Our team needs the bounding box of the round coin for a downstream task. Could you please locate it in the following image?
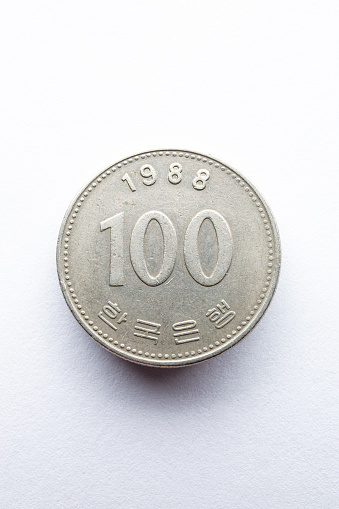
[56,149,281,367]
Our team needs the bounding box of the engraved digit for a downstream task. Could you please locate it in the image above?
[130,211,177,286]
[192,169,210,190]
[122,173,136,192]
[140,164,157,186]
[101,209,232,288]
[168,162,183,184]
[100,212,124,286]
[184,209,232,286]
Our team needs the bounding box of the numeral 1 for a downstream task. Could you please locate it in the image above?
[122,173,136,192]
[100,212,124,286]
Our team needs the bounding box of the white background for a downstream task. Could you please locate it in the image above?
[1,1,338,508]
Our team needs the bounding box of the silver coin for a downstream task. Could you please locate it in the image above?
[56,149,281,367]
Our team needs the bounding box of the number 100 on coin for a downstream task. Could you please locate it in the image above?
[57,150,281,366]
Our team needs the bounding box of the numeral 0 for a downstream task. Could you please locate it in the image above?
[130,211,177,286]
[100,209,232,287]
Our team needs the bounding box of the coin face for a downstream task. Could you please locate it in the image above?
[57,149,281,367]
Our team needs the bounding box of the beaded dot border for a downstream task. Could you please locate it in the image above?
[62,150,277,361]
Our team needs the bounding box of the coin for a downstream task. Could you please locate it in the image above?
[56,149,281,367]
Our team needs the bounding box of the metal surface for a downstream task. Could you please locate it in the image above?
[56,149,281,367]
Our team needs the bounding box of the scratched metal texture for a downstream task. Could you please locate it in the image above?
[56,149,281,366]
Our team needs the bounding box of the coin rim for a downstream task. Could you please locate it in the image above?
[56,149,281,367]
